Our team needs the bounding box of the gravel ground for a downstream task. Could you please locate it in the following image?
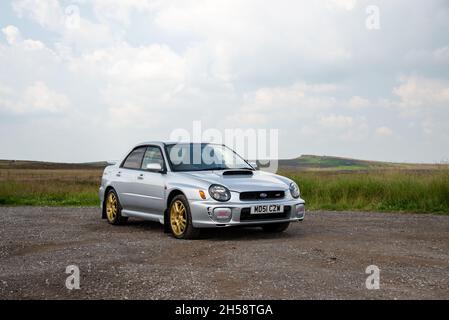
[0,207,448,300]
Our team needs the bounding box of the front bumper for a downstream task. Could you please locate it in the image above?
[189,198,305,228]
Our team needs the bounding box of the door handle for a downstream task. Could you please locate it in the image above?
[116,172,121,177]
[137,174,144,180]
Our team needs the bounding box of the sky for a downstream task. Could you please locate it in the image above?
[0,0,448,163]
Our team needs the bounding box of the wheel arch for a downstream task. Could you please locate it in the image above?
[164,189,186,233]
[102,185,116,219]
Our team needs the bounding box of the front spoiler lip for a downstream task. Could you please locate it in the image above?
[208,216,304,227]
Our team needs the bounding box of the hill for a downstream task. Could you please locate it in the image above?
[0,156,446,171]
[0,160,108,170]
[278,155,395,171]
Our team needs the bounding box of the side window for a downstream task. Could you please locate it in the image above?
[122,147,146,169]
[141,146,165,170]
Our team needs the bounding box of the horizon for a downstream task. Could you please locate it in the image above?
[1,153,448,166]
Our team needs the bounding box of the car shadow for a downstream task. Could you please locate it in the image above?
[199,226,300,241]
[124,219,164,231]
[116,219,303,241]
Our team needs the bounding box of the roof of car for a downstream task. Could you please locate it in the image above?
[135,141,167,148]
[135,141,222,148]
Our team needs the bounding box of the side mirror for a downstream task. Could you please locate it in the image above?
[249,161,258,170]
[146,163,163,172]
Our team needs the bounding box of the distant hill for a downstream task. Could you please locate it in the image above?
[278,155,393,171]
[277,155,445,171]
[0,156,446,171]
[0,160,108,170]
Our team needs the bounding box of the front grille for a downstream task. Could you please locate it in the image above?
[240,191,285,201]
[240,206,291,221]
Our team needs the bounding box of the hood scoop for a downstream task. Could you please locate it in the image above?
[222,169,254,176]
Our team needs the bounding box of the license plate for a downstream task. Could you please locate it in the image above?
[250,204,284,214]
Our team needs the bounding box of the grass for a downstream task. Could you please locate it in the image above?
[0,169,101,206]
[286,169,449,214]
[1,167,449,214]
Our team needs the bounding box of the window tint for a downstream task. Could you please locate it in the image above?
[122,147,146,169]
[141,146,164,170]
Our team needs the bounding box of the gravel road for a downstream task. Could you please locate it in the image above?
[0,207,448,300]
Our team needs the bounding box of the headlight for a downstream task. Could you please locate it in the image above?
[209,184,231,202]
[289,182,300,198]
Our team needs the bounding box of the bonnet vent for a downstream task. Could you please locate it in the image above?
[222,170,254,176]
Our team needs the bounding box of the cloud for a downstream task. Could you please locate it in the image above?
[2,24,46,51]
[12,0,117,50]
[224,81,342,127]
[405,46,449,66]
[70,43,185,84]
[68,42,187,126]
[0,81,69,114]
[393,75,449,109]
[376,126,393,136]
[319,114,354,128]
[87,0,158,24]
[153,0,353,85]
[2,25,21,45]
[347,96,371,109]
[12,0,64,30]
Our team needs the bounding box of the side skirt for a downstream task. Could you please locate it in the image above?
[121,209,164,224]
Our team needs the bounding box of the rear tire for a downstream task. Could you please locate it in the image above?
[105,189,128,225]
[169,195,200,239]
[261,222,290,233]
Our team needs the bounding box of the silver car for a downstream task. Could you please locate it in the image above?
[99,142,305,239]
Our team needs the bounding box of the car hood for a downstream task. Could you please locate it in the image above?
[178,170,289,192]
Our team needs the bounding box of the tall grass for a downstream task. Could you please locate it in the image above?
[1,168,448,214]
[287,170,449,214]
[0,169,101,206]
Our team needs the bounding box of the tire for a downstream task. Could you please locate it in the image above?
[168,195,200,239]
[261,222,290,233]
[104,189,128,225]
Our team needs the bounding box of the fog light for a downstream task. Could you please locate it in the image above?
[295,204,305,218]
[212,208,232,222]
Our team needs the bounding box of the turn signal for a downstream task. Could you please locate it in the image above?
[199,190,206,199]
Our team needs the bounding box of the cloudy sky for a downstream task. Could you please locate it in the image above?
[0,0,448,163]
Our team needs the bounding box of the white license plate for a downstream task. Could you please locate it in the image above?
[250,204,284,214]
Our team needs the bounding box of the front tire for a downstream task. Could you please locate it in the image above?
[261,222,290,233]
[105,189,128,225]
[169,195,200,239]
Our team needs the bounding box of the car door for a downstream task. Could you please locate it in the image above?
[133,146,167,215]
[115,146,147,211]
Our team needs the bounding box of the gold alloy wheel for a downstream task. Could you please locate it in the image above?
[170,200,187,236]
[106,192,118,222]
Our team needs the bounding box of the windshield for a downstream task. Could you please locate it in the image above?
[165,143,253,172]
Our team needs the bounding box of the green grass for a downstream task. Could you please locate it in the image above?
[286,170,449,214]
[0,169,101,207]
[0,181,99,206]
[1,167,449,214]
